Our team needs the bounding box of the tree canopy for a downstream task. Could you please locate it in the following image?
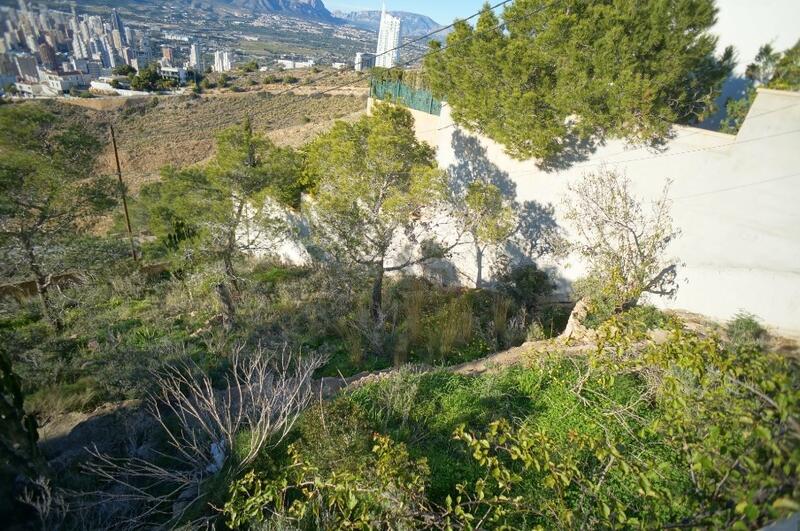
[424,0,734,162]
[0,104,117,327]
[143,119,303,294]
[304,104,452,340]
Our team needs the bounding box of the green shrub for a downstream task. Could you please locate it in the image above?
[332,329,800,528]
[726,311,767,348]
[494,262,553,310]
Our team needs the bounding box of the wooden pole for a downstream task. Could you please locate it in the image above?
[109,124,138,263]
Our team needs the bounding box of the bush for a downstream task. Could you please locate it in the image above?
[494,262,553,310]
[726,311,767,348]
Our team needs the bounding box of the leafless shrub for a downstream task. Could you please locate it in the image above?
[19,476,67,530]
[81,343,326,529]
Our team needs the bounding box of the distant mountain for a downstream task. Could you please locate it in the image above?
[213,0,333,20]
[332,10,446,37]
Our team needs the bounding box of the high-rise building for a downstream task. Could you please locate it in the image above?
[375,3,401,68]
[0,54,16,76]
[213,50,233,72]
[39,41,57,69]
[14,54,38,81]
[121,46,135,66]
[72,35,88,59]
[189,43,202,69]
[111,29,123,53]
[161,45,173,66]
[111,8,126,45]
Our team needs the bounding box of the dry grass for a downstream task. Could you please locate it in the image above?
[52,90,367,192]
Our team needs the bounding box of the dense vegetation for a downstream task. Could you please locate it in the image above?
[424,0,734,163]
[224,316,800,529]
[1,97,797,530]
[0,100,571,528]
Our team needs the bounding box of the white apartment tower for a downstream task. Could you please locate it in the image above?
[189,43,202,69]
[213,50,233,72]
[375,3,401,68]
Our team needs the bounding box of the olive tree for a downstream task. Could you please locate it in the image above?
[564,168,680,314]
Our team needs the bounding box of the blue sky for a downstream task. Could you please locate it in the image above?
[326,0,489,25]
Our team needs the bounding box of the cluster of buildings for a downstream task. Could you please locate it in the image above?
[354,5,401,72]
[0,1,241,97]
[0,1,156,96]
[276,57,315,70]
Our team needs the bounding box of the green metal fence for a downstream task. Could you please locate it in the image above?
[370,78,442,116]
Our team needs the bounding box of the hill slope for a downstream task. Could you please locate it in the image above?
[214,0,333,19]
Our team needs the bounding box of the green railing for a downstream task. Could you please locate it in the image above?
[370,78,442,116]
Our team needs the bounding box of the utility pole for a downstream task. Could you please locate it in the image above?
[109,123,138,263]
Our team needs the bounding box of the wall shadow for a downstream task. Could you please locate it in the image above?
[446,130,571,293]
[535,131,600,172]
[448,129,517,200]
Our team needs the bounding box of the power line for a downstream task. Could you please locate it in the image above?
[263,0,560,120]
[672,171,800,201]
[263,0,517,100]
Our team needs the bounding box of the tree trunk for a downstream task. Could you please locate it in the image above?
[215,283,236,333]
[223,254,239,293]
[475,242,484,289]
[370,263,384,325]
[224,198,246,293]
[34,274,61,331]
[23,239,61,331]
[369,262,385,356]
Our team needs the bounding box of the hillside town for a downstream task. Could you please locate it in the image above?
[0,0,415,98]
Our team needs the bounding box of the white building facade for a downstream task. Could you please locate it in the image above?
[276,58,315,70]
[189,43,202,70]
[370,89,800,336]
[375,5,400,68]
[213,50,233,72]
[355,52,375,72]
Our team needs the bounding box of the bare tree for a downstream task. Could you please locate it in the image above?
[82,344,326,529]
[564,168,681,312]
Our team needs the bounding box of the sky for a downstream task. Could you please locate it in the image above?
[325,0,489,25]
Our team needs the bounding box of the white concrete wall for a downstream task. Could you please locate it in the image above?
[385,89,800,336]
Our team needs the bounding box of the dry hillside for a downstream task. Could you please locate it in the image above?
[56,90,367,192]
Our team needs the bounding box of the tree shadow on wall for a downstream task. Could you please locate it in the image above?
[448,129,517,200]
[535,131,600,172]
[446,130,570,288]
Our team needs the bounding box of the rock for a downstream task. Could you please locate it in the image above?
[560,299,595,342]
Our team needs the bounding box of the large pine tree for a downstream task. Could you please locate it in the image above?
[424,0,734,162]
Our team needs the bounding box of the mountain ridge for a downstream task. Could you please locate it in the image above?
[211,0,334,20]
[332,9,446,37]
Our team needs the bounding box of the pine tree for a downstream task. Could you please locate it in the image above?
[424,0,734,162]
